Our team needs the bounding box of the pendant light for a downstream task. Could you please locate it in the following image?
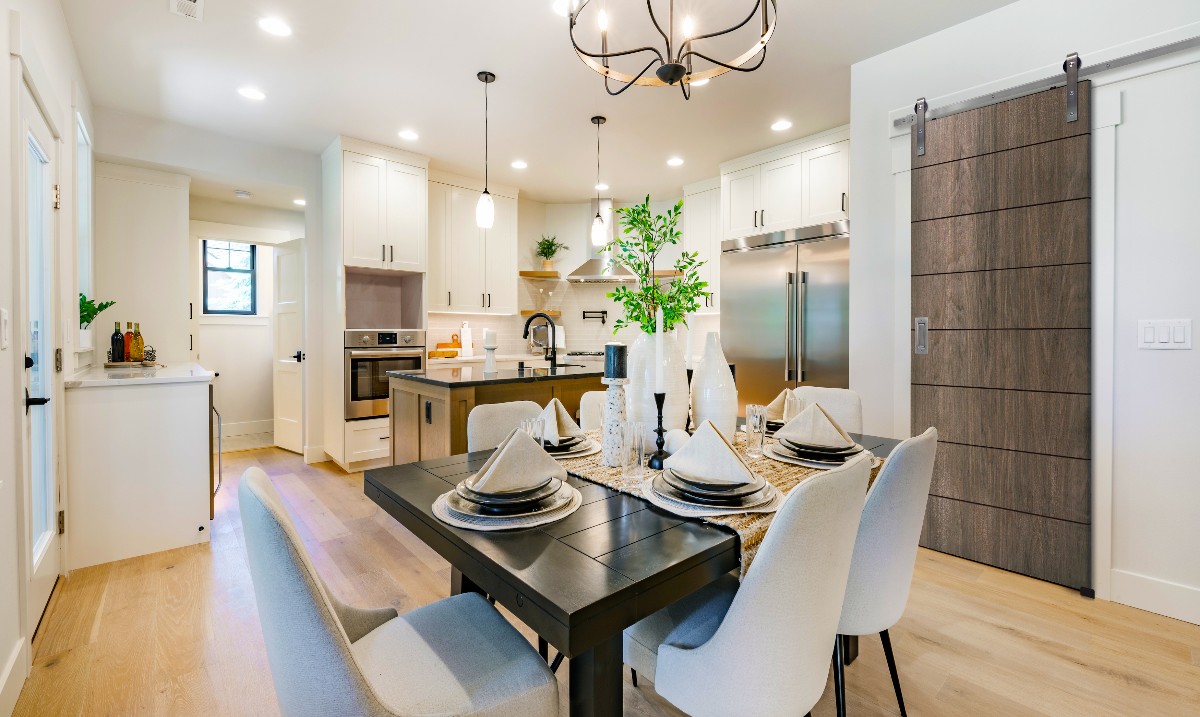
[590,115,607,247]
[476,71,496,229]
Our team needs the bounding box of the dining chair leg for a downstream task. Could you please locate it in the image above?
[880,629,907,717]
[832,634,847,717]
[550,652,565,674]
[630,668,638,688]
[538,637,549,661]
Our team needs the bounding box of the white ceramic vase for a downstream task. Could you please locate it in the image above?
[627,330,689,447]
[691,332,738,439]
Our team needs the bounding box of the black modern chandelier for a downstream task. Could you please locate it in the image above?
[568,0,777,100]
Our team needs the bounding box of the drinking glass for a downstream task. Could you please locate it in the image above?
[520,418,545,448]
[784,391,804,423]
[745,404,768,457]
[622,422,646,481]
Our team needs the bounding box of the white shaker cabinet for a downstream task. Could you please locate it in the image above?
[683,181,722,314]
[722,166,760,240]
[342,150,427,272]
[800,140,849,227]
[760,154,805,233]
[427,177,518,314]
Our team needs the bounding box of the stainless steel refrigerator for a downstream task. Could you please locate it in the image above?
[719,221,850,413]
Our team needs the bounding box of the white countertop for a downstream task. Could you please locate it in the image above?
[65,362,215,389]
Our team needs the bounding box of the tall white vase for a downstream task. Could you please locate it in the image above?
[691,332,738,439]
[627,331,689,447]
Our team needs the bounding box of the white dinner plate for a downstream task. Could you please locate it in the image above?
[548,439,601,460]
[765,443,878,470]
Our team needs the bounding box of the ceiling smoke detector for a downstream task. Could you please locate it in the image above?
[233,189,252,200]
[168,0,204,21]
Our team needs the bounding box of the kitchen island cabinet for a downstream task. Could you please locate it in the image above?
[388,365,604,463]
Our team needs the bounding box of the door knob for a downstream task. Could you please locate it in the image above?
[24,355,33,370]
[292,350,305,362]
[25,388,50,415]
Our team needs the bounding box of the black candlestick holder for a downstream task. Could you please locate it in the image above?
[647,392,668,470]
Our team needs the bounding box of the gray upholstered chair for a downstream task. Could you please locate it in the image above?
[467,401,543,453]
[623,454,871,717]
[793,386,864,434]
[577,390,606,431]
[239,467,559,717]
[833,427,939,717]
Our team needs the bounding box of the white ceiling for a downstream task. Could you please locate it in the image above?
[61,0,1013,203]
[188,174,306,212]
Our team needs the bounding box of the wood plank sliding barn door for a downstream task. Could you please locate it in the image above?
[911,83,1092,590]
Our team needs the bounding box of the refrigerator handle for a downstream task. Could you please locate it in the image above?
[785,272,795,381]
[797,272,808,382]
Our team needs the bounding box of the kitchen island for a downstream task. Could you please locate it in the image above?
[387,364,604,463]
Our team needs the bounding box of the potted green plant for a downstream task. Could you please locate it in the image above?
[535,235,568,271]
[79,293,116,351]
[601,196,709,439]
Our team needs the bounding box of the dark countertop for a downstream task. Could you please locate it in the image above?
[388,364,604,388]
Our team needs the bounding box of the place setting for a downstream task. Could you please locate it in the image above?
[640,421,783,518]
[529,398,601,459]
[761,402,880,470]
[432,427,583,531]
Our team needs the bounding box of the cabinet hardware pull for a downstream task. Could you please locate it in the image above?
[487,293,492,308]
[761,209,766,226]
[448,291,451,305]
[842,192,847,213]
[390,245,394,262]
[382,244,386,263]
[753,210,758,228]
[380,436,389,440]
[482,293,486,308]
[425,400,432,424]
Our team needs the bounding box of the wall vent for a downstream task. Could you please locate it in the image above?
[169,0,204,21]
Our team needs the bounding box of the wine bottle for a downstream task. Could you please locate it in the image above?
[110,322,124,365]
[123,322,134,362]
[131,323,144,362]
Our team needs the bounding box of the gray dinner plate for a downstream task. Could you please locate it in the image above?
[446,485,573,518]
[662,468,767,499]
[463,472,553,498]
[457,477,563,507]
[652,474,768,508]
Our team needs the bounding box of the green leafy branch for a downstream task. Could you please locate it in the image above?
[79,293,116,329]
[535,235,568,260]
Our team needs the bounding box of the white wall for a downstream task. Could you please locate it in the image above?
[849,0,1200,437]
[94,108,326,461]
[848,0,1200,619]
[189,197,305,240]
[2,0,94,710]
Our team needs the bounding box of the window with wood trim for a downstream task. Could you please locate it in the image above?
[203,240,257,315]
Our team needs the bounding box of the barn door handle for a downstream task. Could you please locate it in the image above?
[915,317,929,355]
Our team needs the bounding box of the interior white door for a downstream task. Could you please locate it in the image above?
[760,154,805,232]
[484,195,518,314]
[722,167,760,240]
[448,187,485,311]
[19,82,60,635]
[272,239,305,454]
[385,161,426,271]
[342,151,387,269]
[800,140,850,226]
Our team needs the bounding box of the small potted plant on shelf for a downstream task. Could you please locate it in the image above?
[79,292,116,351]
[535,234,568,271]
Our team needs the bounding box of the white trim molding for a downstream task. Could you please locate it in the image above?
[189,220,290,247]
[0,637,29,717]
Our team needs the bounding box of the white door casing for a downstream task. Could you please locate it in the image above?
[273,239,305,454]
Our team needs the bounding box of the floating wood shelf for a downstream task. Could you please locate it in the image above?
[653,270,682,278]
[520,310,562,317]
[519,270,562,280]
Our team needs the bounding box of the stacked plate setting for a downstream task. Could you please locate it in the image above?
[650,468,776,510]
[540,434,599,459]
[447,471,572,519]
[767,436,866,469]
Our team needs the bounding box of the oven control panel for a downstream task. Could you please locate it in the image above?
[378,332,398,345]
[344,329,426,349]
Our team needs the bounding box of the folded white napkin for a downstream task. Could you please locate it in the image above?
[664,428,691,456]
[469,428,568,495]
[537,398,585,446]
[764,389,797,422]
[663,421,756,486]
[773,403,854,450]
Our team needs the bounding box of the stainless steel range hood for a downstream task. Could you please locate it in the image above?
[566,199,637,283]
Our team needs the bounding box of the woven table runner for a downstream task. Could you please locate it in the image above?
[560,430,880,576]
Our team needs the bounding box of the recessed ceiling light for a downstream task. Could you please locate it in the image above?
[397,129,419,141]
[257,17,292,37]
[293,198,307,206]
[511,160,528,169]
[234,189,252,199]
[595,183,609,191]
[667,157,684,167]
[690,78,710,87]
[238,86,266,101]
[771,119,793,131]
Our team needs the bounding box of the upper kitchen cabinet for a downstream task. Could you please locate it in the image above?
[719,126,849,241]
[683,179,722,314]
[427,172,518,314]
[326,138,429,273]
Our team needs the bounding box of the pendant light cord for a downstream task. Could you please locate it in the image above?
[484,79,489,191]
[595,121,601,203]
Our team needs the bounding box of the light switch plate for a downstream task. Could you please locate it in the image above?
[0,307,8,350]
[1138,319,1191,350]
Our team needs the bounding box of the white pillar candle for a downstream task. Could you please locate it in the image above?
[655,307,664,393]
[483,328,497,347]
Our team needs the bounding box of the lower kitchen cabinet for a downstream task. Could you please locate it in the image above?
[345,417,392,463]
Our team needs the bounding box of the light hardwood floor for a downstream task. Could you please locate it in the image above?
[14,448,1200,716]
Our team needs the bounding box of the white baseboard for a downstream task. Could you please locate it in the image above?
[221,419,273,439]
[303,445,326,464]
[1111,569,1200,625]
[0,637,29,717]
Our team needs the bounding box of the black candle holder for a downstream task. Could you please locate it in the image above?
[647,392,668,470]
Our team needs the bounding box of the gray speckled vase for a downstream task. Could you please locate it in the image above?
[600,378,629,467]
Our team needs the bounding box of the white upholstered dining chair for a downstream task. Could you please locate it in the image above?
[622,454,872,717]
[793,386,864,434]
[239,467,559,717]
[577,390,606,431]
[833,427,939,717]
[466,401,543,452]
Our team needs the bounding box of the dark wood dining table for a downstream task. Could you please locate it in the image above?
[365,433,901,717]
